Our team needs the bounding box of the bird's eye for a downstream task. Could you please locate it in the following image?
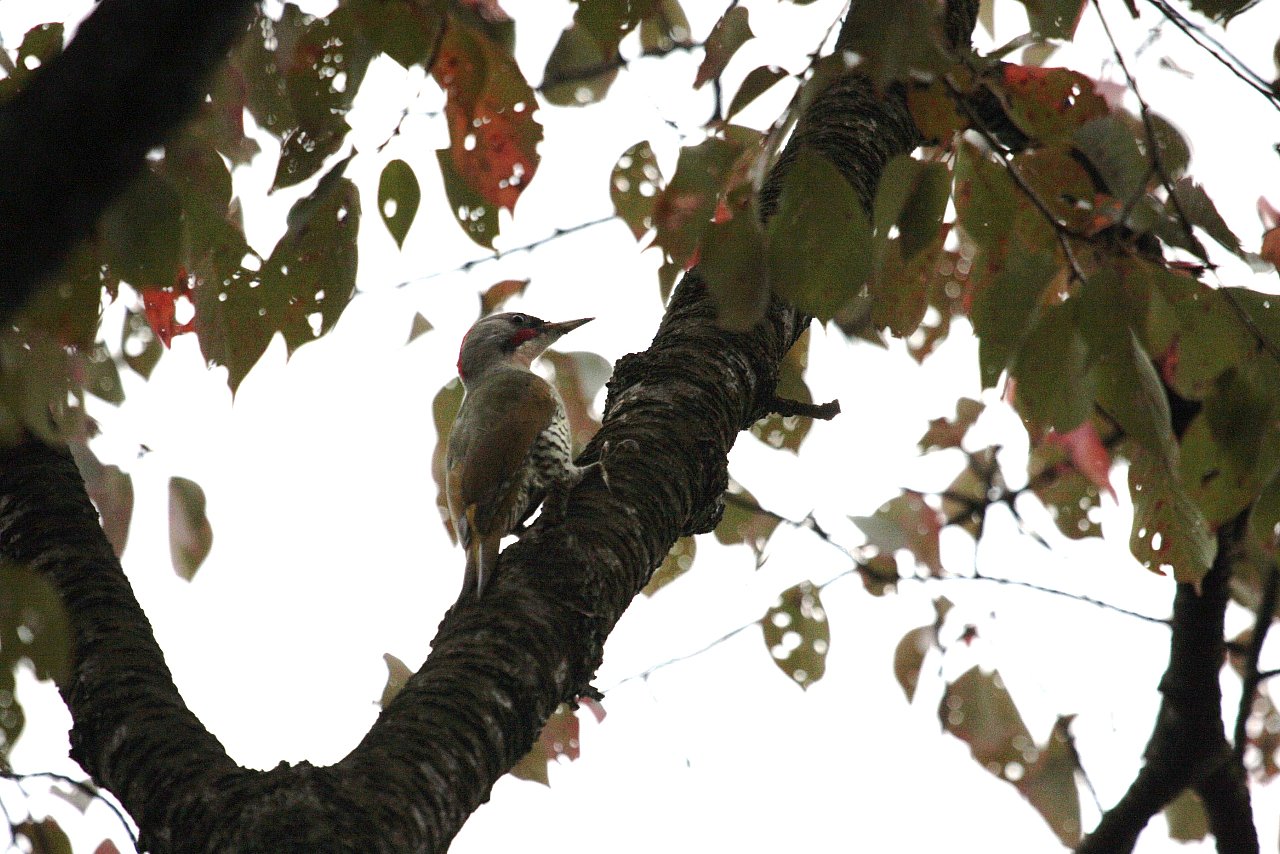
[510,314,526,325]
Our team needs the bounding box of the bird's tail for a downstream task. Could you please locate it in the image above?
[461,507,500,598]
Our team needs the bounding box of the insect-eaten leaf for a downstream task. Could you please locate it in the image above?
[433,13,541,246]
[851,490,944,576]
[751,328,813,452]
[1127,442,1216,584]
[714,480,779,562]
[378,159,421,249]
[510,702,589,785]
[643,536,696,596]
[761,581,829,690]
[611,141,664,240]
[169,476,213,581]
[941,669,1082,846]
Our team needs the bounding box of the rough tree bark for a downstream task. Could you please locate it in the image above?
[0,2,993,852]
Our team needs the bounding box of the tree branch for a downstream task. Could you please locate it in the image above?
[0,0,257,324]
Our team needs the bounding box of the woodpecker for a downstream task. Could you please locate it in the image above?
[445,311,594,598]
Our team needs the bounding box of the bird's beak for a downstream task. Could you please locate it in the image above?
[542,317,593,336]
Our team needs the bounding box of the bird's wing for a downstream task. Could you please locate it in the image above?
[448,371,558,538]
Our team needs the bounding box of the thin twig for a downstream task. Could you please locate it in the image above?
[0,770,138,847]
[1144,0,1280,109]
[393,214,620,288]
[1234,563,1280,762]
[603,621,758,691]
[537,41,703,94]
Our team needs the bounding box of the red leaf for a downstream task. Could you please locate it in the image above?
[140,269,196,347]
[1044,421,1116,500]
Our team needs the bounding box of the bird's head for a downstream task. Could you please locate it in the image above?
[456,312,593,383]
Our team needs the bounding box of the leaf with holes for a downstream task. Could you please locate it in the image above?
[510,703,582,785]
[1128,442,1215,583]
[851,490,944,575]
[919,397,985,452]
[434,11,540,245]
[751,329,812,453]
[766,151,872,320]
[726,65,787,121]
[195,156,359,391]
[714,480,779,560]
[761,581,828,690]
[378,159,420,248]
[695,7,752,89]
[611,141,664,240]
[169,477,213,580]
[643,536,696,596]
[432,378,466,543]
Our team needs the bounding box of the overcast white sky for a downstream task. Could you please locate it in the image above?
[6,0,1280,851]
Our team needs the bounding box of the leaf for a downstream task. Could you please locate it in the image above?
[542,21,616,106]
[1170,177,1244,258]
[1073,114,1147,204]
[894,624,934,702]
[1018,716,1084,846]
[653,137,741,268]
[639,0,692,52]
[726,65,788,120]
[510,703,583,785]
[1128,442,1216,583]
[432,378,466,542]
[195,157,360,392]
[701,209,769,331]
[379,652,414,707]
[919,397,985,452]
[99,171,183,289]
[1164,788,1209,842]
[473,279,527,317]
[121,308,163,378]
[750,328,812,452]
[642,536,696,596]
[940,446,1002,538]
[766,151,872,320]
[0,561,72,686]
[378,159,420,248]
[694,7,752,89]
[406,312,433,344]
[714,480,779,559]
[543,350,612,449]
[0,22,65,102]
[1184,0,1260,23]
[13,818,73,854]
[1151,275,1247,401]
[169,476,213,581]
[760,581,829,690]
[1012,0,1087,38]
[851,490,944,576]
[998,65,1106,143]
[1042,421,1115,499]
[611,141,664,240]
[1010,301,1094,431]
[906,78,965,143]
[433,12,541,245]
[873,156,950,262]
[69,441,134,559]
[839,0,951,88]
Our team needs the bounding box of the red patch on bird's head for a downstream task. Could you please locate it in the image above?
[511,327,539,347]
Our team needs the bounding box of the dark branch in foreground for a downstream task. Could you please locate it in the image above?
[764,395,841,420]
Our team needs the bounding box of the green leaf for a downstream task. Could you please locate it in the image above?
[851,491,944,575]
[195,157,360,391]
[1019,716,1084,846]
[542,21,616,106]
[701,212,769,332]
[694,7,752,89]
[121,308,163,379]
[766,151,872,320]
[0,22,64,102]
[1128,442,1216,584]
[1170,177,1243,258]
[1094,330,1172,454]
[873,156,949,261]
[406,312,433,344]
[653,137,740,267]
[1184,0,1260,23]
[1155,275,1248,401]
[639,0,692,52]
[643,536,696,596]
[1011,302,1094,432]
[714,480,779,560]
[0,561,72,686]
[1164,789,1209,842]
[726,65,788,120]
[973,250,1059,389]
[751,328,813,452]
[1012,0,1086,38]
[998,65,1107,143]
[13,818,73,854]
[378,159,420,248]
[610,141,664,240]
[839,0,951,87]
[1073,115,1147,204]
[169,476,213,580]
[894,624,934,702]
[99,171,183,289]
[1030,443,1104,539]
[760,581,829,690]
